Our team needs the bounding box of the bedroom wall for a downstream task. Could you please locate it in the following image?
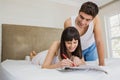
[0,0,79,62]
[99,0,120,58]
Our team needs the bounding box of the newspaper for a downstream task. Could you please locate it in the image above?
[57,65,108,74]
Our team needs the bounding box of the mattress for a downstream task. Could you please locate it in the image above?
[1,58,120,80]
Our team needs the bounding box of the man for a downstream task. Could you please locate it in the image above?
[64,1,105,66]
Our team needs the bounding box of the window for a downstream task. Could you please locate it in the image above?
[106,13,120,58]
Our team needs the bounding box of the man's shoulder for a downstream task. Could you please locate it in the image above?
[93,15,99,23]
[64,17,71,23]
[64,17,72,28]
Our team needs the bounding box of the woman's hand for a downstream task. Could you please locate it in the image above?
[57,59,74,68]
[72,56,85,67]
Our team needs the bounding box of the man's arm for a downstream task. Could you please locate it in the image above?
[93,15,105,66]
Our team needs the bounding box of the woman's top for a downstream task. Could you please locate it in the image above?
[31,50,60,65]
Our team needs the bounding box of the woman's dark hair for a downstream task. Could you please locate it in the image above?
[60,27,82,59]
[79,1,99,18]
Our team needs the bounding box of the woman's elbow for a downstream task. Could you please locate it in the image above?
[41,64,47,69]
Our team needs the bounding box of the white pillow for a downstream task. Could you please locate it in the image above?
[31,50,48,65]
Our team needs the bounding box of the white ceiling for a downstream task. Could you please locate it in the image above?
[70,0,114,7]
[49,0,115,8]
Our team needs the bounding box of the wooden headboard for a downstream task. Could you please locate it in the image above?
[2,24,63,61]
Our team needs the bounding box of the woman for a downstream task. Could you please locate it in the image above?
[31,27,85,69]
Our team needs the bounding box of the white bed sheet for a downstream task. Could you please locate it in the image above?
[0,64,19,80]
[1,59,120,80]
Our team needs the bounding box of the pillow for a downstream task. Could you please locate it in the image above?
[31,50,48,65]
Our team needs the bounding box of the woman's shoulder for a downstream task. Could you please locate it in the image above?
[53,41,60,45]
[49,41,60,54]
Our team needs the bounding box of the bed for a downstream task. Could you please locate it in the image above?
[1,58,120,80]
[1,24,120,80]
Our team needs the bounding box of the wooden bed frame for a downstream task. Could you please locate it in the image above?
[2,24,63,61]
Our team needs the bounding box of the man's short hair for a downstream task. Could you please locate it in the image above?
[79,1,99,18]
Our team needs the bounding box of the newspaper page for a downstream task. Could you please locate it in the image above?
[57,65,108,74]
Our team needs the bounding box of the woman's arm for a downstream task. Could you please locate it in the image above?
[72,56,86,66]
[42,41,75,69]
[93,15,105,66]
[42,41,60,69]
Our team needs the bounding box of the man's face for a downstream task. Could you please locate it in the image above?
[76,12,93,28]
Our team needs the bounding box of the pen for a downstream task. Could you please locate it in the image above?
[62,53,75,66]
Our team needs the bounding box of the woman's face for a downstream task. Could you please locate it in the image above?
[65,38,78,53]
